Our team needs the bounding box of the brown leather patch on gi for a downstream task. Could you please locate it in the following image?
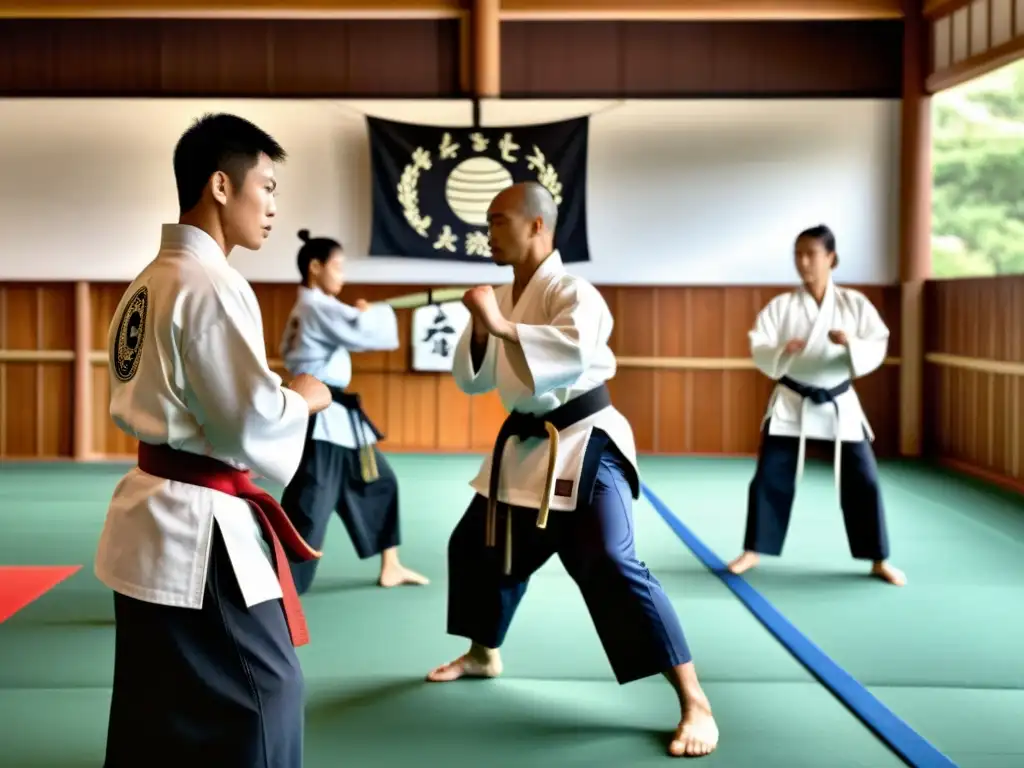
[554,479,574,497]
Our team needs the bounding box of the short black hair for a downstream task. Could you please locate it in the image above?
[296,229,343,283]
[796,224,839,267]
[172,113,286,214]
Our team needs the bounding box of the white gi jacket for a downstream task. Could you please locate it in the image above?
[94,224,310,610]
[453,251,638,512]
[751,278,889,486]
[280,286,398,449]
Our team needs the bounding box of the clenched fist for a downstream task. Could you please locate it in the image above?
[463,285,508,340]
[288,373,331,414]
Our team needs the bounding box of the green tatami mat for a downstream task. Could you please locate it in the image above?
[0,456,902,767]
[638,455,1024,768]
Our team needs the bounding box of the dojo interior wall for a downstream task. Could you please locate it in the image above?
[0,14,907,462]
[0,97,900,286]
[0,95,903,461]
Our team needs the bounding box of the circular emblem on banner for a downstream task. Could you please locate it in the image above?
[398,129,565,259]
[113,286,148,382]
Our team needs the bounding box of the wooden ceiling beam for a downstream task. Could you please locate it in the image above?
[500,0,904,20]
[0,0,467,19]
[0,0,904,20]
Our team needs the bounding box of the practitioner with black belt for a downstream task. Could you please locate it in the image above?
[425,182,719,759]
[726,224,906,587]
[279,230,428,591]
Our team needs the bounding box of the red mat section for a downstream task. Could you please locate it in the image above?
[0,566,82,623]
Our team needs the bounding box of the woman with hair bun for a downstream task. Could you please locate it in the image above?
[278,229,428,591]
[727,225,905,587]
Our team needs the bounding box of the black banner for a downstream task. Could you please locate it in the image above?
[367,115,590,263]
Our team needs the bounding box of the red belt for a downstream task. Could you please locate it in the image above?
[136,442,319,647]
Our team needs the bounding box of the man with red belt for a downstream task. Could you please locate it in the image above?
[94,113,331,768]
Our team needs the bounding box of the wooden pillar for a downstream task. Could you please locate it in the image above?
[472,0,500,97]
[73,280,93,460]
[898,0,932,457]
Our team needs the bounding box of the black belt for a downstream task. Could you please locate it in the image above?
[327,386,384,482]
[779,376,850,405]
[487,384,612,574]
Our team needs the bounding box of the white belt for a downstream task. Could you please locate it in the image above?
[779,377,850,499]
[794,398,843,500]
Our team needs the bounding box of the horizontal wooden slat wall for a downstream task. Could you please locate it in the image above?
[0,282,76,459]
[0,279,901,460]
[924,276,1024,487]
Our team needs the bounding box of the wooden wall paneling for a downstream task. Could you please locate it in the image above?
[924,276,1024,488]
[0,283,75,459]
[3,280,904,460]
[0,18,462,97]
[88,282,133,456]
[500,20,904,98]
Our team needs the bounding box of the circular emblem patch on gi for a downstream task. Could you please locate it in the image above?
[113,286,148,382]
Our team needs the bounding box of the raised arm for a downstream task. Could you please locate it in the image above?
[749,298,792,380]
[183,313,310,487]
[514,278,605,396]
[313,298,400,353]
[846,294,889,378]
[452,318,498,395]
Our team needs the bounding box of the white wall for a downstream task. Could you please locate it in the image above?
[0,97,900,285]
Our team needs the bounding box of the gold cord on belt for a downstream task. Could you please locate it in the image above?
[359,444,379,483]
[486,421,560,575]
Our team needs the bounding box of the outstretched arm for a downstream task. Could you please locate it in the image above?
[314,299,400,353]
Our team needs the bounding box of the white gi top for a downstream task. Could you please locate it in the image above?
[94,224,310,610]
[751,278,889,486]
[279,285,399,449]
[453,250,639,512]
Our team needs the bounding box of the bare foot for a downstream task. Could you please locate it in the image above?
[669,703,719,758]
[870,560,906,586]
[426,647,503,682]
[378,565,430,588]
[664,662,719,758]
[726,551,760,575]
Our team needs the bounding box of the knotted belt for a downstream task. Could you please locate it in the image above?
[779,375,851,495]
[327,386,384,483]
[487,384,611,575]
[136,442,320,647]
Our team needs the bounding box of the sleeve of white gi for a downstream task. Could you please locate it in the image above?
[749,297,792,380]
[846,294,889,378]
[452,318,498,395]
[183,306,310,487]
[313,300,400,352]
[514,277,606,396]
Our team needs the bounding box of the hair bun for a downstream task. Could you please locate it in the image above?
[297,229,311,243]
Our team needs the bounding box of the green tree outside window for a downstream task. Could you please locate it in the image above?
[932,59,1024,278]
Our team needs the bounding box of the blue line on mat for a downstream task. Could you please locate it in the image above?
[640,483,959,768]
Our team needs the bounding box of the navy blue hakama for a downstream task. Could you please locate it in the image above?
[446,433,692,684]
[103,523,304,768]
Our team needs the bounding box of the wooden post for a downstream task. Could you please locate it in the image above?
[73,280,93,460]
[472,0,500,97]
[898,0,932,457]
